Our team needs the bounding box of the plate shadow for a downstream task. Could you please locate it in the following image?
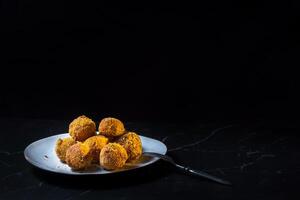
[32,160,172,190]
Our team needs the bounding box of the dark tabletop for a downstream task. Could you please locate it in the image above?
[0,118,299,200]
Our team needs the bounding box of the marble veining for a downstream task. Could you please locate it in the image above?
[0,119,299,200]
[238,132,257,143]
[6,185,38,193]
[271,137,288,144]
[216,168,226,175]
[0,150,23,156]
[79,190,91,196]
[168,124,236,152]
[240,162,255,171]
[246,151,260,156]
[0,159,11,167]
[5,180,44,194]
[65,190,91,200]
[1,171,24,181]
[162,136,169,142]
[39,181,43,187]
[205,166,240,172]
[240,154,276,171]
[256,154,276,160]
[0,150,23,168]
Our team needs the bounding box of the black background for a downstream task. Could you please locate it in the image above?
[1,1,300,122]
[1,2,300,200]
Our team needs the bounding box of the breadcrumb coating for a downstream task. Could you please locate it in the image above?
[69,115,96,141]
[117,132,142,162]
[100,143,128,170]
[84,135,109,163]
[55,137,76,162]
[98,117,125,137]
[65,143,93,170]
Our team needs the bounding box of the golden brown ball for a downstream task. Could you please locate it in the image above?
[55,137,76,162]
[100,143,128,170]
[84,135,109,163]
[65,143,93,170]
[69,115,96,141]
[117,132,142,162]
[98,117,125,137]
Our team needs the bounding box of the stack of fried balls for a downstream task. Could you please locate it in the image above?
[55,116,142,171]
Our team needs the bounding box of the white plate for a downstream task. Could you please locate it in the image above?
[24,133,167,175]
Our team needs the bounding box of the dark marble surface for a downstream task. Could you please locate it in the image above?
[0,118,299,200]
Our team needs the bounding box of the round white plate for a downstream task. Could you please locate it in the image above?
[24,133,167,175]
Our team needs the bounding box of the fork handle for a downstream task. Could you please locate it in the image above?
[143,152,232,186]
[174,164,232,185]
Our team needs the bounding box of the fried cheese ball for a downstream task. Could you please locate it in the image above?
[116,132,142,162]
[55,137,76,162]
[100,143,128,170]
[65,143,93,170]
[69,115,96,141]
[84,135,109,163]
[98,117,125,137]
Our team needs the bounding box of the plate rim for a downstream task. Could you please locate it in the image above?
[24,133,167,175]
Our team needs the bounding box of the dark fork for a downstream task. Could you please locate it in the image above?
[143,152,232,186]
